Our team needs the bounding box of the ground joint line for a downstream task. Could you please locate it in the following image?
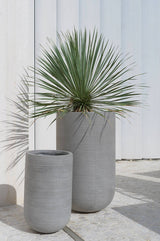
[63,226,85,241]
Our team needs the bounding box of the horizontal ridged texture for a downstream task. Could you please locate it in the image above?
[24,150,73,233]
[57,112,115,212]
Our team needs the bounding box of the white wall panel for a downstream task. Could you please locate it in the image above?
[79,0,100,30]
[57,0,79,32]
[0,0,34,205]
[101,0,122,159]
[141,0,160,158]
[101,0,121,45]
[35,0,57,150]
[121,0,143,159]
[0,0,8,185]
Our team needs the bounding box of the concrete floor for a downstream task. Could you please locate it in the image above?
[0,160,160,241]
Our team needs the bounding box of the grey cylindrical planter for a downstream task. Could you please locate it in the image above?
[57,112,115,213]
[24,150,73,233]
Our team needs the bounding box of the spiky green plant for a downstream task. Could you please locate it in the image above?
[31,29,142,122]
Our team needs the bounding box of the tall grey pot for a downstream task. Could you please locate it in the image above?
[24,150,73,233]
[57,112,115,213]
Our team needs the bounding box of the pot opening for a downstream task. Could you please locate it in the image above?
[28,150,70,156]
[38,151,68,156]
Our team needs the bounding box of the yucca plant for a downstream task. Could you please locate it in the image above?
[31,29,142,122]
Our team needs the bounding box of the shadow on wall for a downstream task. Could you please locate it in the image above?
[0,184,16,206]
[0,74,29,185]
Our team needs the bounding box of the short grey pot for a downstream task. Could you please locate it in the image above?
[57,112,115,213]
[24,150,73,233]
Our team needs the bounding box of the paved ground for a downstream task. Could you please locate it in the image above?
[0,160,160,241]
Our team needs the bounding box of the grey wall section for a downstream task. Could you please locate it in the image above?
[57,112,115,212]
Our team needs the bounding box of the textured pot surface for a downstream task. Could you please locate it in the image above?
[24,150,73,233]
[57,112,115,212]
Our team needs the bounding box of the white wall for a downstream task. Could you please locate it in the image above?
[34,0,160,159]
[0,0,160,204]
[0,0,34,204]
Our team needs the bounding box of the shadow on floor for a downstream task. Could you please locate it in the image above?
[116,175,160,203]
[0,204,37,234]
[116,174,160,234]
[113,202,160,234]
[0,204,71,238]
[0,185,34,233]
[136,170,160,179]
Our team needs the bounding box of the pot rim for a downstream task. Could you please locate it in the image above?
[26,150,72,157]
[58,111,114,114]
